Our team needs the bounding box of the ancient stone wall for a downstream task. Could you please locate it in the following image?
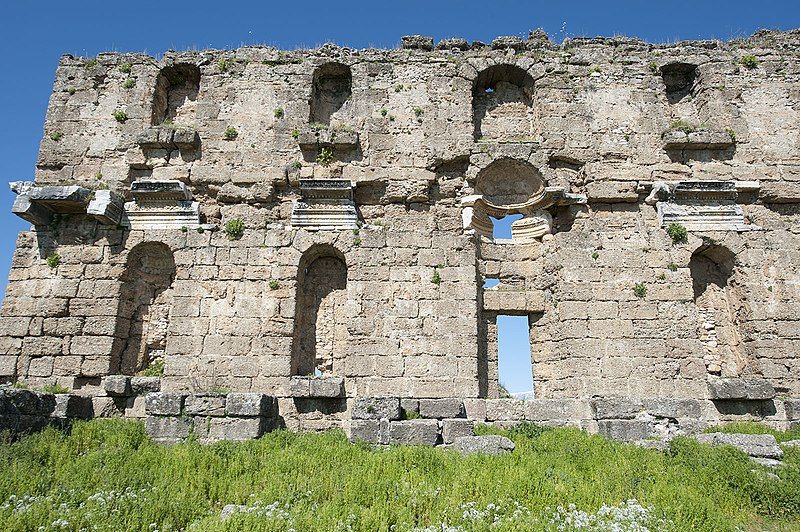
[2,30,800,415]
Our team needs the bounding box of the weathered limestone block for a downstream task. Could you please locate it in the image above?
[401,35,433,50]
[491,36,526,51]
[708,378,776,400]
[1,389,56,416]
[351,397,401,420]
[388,419,439,446]
[485,400,525,421]
[418,398,464,419]
[452,435,515,455]
[184,395,226,416]
[296,128,359,150]
[144,392,186,416]
[145,415,192,444]
[87,190,125,225]
[643,398,702,419]
[694,433,783,460]
[225,393,276,417]
[442,419,474,444]
[103,375,131,397]
[785,400,800,421]
[436,38,469,51]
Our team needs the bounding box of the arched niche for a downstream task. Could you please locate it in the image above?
[689,244,747,377]
[151,63,201,125]
[291,245,348,376]
[472,64,535,141]
[464,158,552,242]
[117,242,176,375]
[309,62,352,125]
[660,62,697,105]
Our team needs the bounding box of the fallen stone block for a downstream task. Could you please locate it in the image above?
[144,392,185,416]
[53,394,93,419]
[597,419,652,442]
[220,504,247,521]
[452,435,515,455]
[441,419,474,444]
[633,439,670,452]
[388,419,439,446]
[145,415,192,444]
[184,395,226,417]
[694,433,783,460]
[591,398,643,420]
[418,398,464,419]
[351,397,401,420]
[103,375,131,397]
[348,419,389,445]
[130,376,161,394]
[225,393,275,417]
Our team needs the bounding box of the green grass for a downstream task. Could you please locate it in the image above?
[0,420,798,531]
[705,420,800,444]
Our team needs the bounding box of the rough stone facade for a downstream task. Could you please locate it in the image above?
[2,29,800,434]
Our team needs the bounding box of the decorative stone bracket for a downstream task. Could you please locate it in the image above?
[645,180,760,232]
[290,179,358,230]
[461,186,586,241]
[123,180,201,230]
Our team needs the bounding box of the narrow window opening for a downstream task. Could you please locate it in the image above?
[497,315,534,397]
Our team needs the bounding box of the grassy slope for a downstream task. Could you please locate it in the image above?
[0,420,797,531]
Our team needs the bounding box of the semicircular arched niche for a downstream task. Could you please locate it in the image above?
[472,64,535,141]
[116,241,176,375]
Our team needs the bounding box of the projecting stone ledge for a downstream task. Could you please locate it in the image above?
[10,181,92,225]
[662,129,736,150]
[707,377,776,400]
[288,376,345,398]
[137,126,199,151]
[296,127,359,150]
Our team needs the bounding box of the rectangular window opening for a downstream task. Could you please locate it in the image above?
[497,314,534,398]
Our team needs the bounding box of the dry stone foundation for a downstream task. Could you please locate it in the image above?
[2,29,800,442]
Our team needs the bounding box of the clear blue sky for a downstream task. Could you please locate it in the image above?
[1,1,798,393]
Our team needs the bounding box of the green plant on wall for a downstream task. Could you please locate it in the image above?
[224,126,239,140]
[740,55,759,69]
[49,131,63,142]
[224,219,245,240]
[633,283,647,299]
[113,110,128,123]
[274,107,284,119]
[666,223,688,244]
[46,253,61,269]
[317,147,335,167]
